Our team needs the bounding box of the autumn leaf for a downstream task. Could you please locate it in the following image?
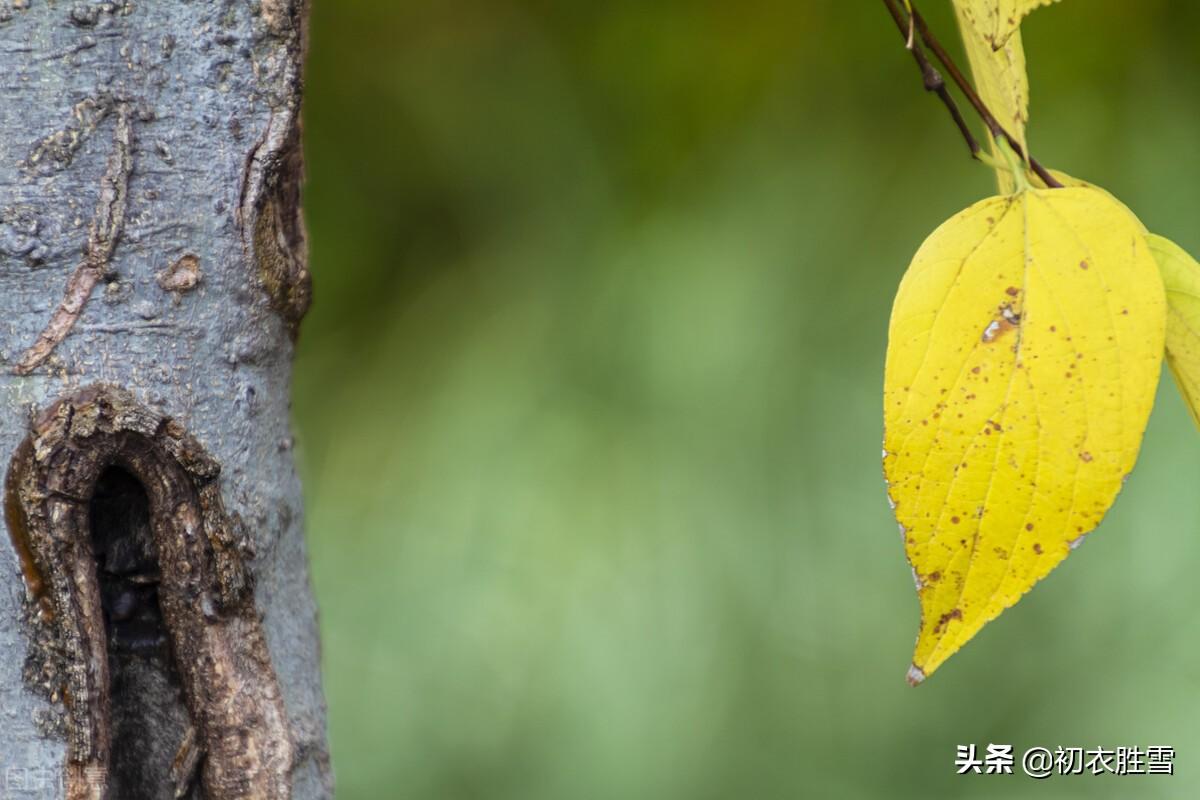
[952,4,1024,192]
[883,186,1166,684]
[1147,234,1200,430]
[956,0,1063,51]
[951,1,1061,193]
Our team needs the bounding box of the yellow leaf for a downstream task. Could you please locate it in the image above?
[956,0,1063,51]
[884,187,1165,684]
[953,2,1062,193]
[952,3,1031,194]
[1147,234,1200,430]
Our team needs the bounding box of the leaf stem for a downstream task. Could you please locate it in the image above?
[997,137,1031,192]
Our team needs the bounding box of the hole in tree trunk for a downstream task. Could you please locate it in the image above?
[90,466,197,799]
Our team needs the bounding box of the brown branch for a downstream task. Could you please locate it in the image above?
[13,102,134,375]
[907,2,1062,188]
[881,0,981,160]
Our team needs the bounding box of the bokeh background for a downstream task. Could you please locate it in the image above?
[294,2,1200,797]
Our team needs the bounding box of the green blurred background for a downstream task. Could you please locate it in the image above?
[293,2,1200,797]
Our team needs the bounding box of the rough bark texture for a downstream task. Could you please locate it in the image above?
[0,2,330,798]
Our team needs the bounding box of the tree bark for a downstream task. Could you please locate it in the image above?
[0,2,330,798]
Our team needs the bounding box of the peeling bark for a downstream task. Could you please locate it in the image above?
[0,2,330,798]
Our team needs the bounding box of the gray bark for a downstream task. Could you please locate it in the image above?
[0,1,330,798]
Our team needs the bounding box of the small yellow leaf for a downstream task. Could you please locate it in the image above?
[952,3,1032,193]
[884,187,1165,684]
[957,1,1063,51]
[1147,234,1200,430]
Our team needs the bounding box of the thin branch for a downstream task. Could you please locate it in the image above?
[881,0,981,160]
[907,1,1062,188]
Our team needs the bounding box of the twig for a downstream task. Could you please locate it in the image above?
[906,1,1062,188]
[882,0,981,160]
[14,103,134,375]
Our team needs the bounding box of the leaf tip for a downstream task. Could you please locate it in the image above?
[905,664,926,687]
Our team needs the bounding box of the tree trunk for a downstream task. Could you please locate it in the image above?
[0,2,331,798]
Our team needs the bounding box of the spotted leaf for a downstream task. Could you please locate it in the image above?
[956,0,1063,50]
[952,1,1031,193]
[884,186,1166,684]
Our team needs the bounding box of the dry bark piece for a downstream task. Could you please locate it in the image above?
[157,254,202,294]
[6,385,293,800]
